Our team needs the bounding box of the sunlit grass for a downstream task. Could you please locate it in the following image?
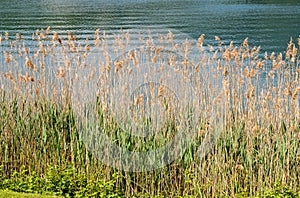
[0,190,61,198]
[0,28,299,197]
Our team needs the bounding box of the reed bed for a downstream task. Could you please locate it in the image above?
[0,28,299,197]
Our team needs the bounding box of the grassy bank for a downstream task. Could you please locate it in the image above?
[0,190,62,198]
[0,28,299,197]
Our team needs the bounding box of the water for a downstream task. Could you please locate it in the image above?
[0,0,299,54]
[0,0,299,165]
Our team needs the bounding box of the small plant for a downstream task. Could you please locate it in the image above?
[0,165,122,197]
[261,184,299,198]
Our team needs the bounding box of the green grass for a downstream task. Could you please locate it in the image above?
[0,190,61,198]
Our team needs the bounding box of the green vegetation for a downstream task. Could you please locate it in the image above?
[0,28,299,197]
[0,190,61,198]
[0,165,121,197]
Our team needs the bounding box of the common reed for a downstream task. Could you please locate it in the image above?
[0,28,299,197]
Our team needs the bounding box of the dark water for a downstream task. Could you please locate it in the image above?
[0,0,299,53]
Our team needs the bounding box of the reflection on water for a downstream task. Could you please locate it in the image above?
[0,0,299,54]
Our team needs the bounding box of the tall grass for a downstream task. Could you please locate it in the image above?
[0,28,299,197]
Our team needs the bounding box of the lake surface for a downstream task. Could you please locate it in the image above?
[0,0,299,54]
